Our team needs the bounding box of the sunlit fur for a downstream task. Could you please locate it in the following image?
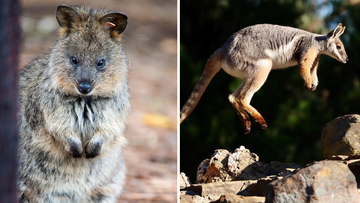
[180,23,348,134]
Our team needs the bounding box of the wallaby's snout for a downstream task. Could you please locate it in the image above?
[337,49,348,64]
[78,80,92,95]
[337,43,348,64]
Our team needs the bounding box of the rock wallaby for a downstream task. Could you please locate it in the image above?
[19,5,130,202]
[180,23,348,134]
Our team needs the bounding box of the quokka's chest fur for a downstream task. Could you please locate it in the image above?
[59,96,116,143]
[19,66,129,201]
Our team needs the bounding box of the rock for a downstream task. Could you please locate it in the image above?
[239,161,301,180]
[321,114,360,158]
[228,146,259,177]
[180,190,222,203]
[197,159,210,183]
[196,146,301,184]
[327,155,359,160]
[241,175,281,196]
[186,180,257,196]
[265,160,360,203]
[211,194,265,203]
[181,172,192,189]
[348,160,360,188]
[326,155,360,188]
[180,193,265,203]
[180,193,207,203]
[197,149,231,183]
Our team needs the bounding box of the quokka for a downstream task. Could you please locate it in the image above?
[18,5,130,202]
[180,23,348,134]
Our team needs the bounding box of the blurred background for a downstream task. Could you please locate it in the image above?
[18,0,176,202]
[180,0,360,183]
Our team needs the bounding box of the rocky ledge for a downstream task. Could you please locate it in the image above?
[180,114,360,203]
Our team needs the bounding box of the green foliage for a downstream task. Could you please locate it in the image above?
[180,0,360,182]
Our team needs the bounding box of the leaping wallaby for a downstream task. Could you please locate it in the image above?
[180,23,348,134]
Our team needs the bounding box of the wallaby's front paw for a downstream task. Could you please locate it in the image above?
[310,84,317,91]
[66,138,83,158]
[85,136,104,158]
[304,83,314,91]
[310,81,318,91]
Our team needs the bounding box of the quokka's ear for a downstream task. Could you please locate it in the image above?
[327,23,345,39]
[56,5,81,32]
[99,12,128,38]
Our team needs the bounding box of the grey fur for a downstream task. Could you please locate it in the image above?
[221,24,347,72]
[18,5,130,202]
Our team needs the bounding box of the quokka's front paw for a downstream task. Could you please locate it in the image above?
[85,136,104,158]
[66,138,83,158]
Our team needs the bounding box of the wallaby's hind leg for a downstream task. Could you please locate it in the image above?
[229,59,272,134]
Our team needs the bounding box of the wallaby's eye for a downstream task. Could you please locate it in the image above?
[70,56,78,66]
[96,59,106,69]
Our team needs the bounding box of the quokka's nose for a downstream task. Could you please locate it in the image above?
[78,80,92,94]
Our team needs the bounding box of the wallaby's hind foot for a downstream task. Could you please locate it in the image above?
[258,118,268,129]
[238,99,268,132]
[248,107,267,129]
[229,96,251,134]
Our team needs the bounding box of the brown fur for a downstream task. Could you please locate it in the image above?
[18,5,130,202]
[300,46,318,90]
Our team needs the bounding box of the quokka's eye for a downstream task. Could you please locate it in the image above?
[96,59,106,69]
[70,56,78,66]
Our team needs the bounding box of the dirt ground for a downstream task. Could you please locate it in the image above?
[20,0,177,202]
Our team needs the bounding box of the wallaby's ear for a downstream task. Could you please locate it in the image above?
[99,12,128,39]
[327,23,345,39]
[338,26,346,37]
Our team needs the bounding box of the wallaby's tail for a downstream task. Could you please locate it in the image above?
[180,51,222,124]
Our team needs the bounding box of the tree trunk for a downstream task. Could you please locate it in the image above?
[0,0,21,201]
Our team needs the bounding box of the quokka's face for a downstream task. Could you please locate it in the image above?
[51,34,128,97]
[49,5,128,97]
